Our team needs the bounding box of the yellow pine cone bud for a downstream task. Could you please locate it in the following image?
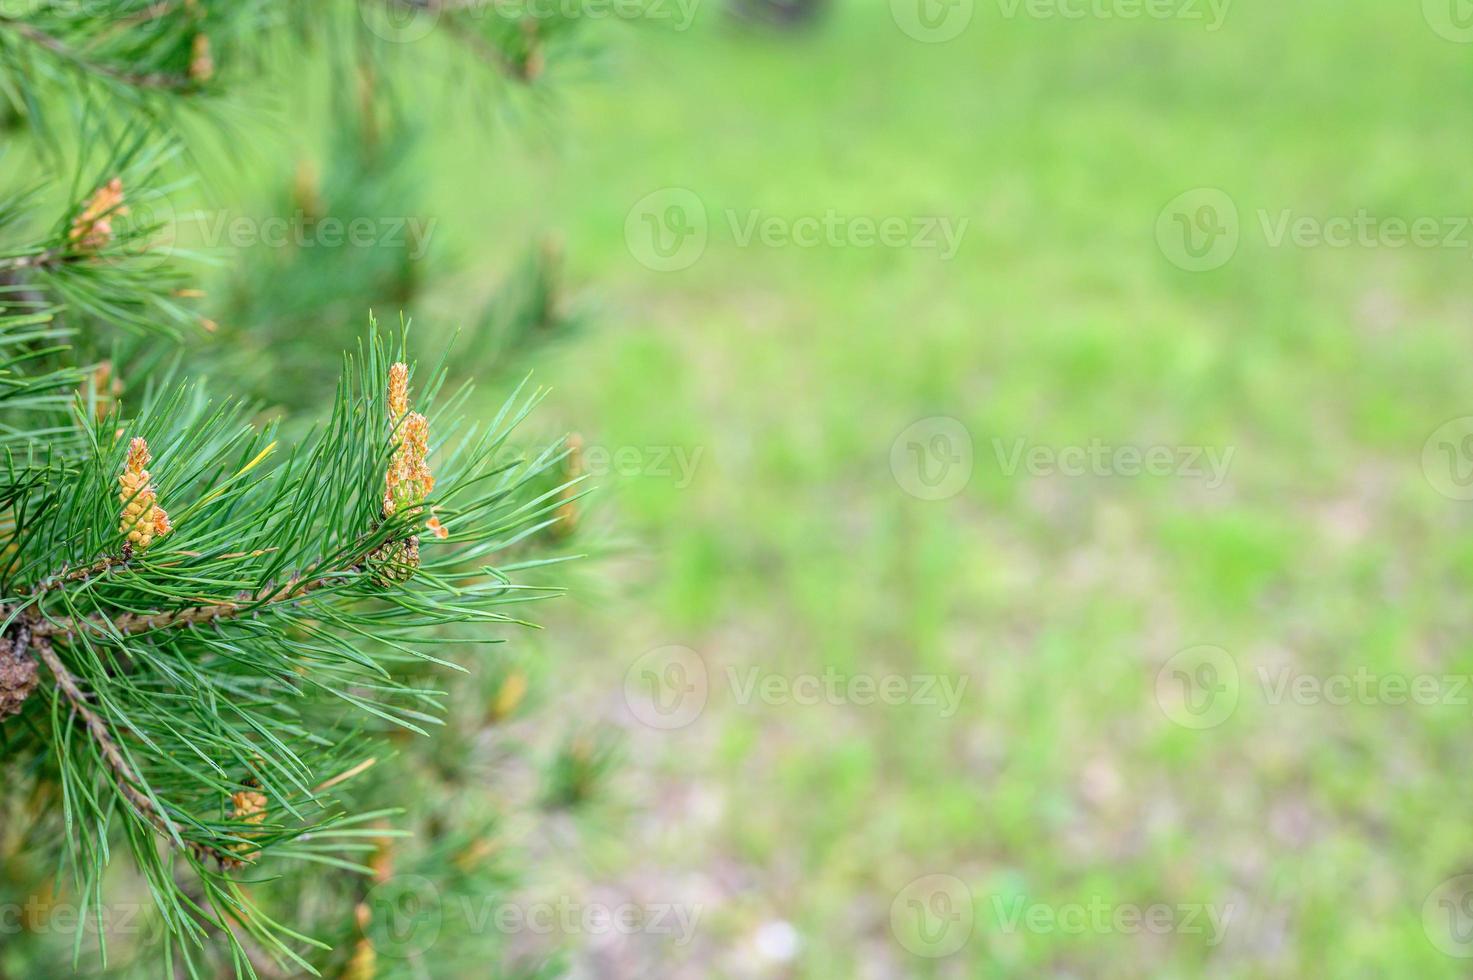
[118,437,171,551]
[70,178,127,251]
[345,904,378,980]
[189,33,213,82]
[232,789,267,826]
[384,411,433,517]
[229,785,267,861]
[375,365,438,586]
[387,362,409,423]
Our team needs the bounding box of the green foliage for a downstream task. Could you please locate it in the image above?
[0,1,607,976]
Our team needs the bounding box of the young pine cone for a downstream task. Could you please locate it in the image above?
[368,535,420,587]
[70,178,127,251]
[0,635,37,720]
[118,437,171,551]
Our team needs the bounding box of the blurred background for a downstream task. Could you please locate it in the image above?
[11,0,1473,976]
[449,3,1473,976]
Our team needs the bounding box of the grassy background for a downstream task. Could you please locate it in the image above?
[428,2,1473,976]
[197,1,1473,975]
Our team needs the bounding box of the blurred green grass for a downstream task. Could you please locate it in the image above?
[383,2,1473,975]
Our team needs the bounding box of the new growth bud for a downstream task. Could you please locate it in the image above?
[118,437,171,551]
[70,179,127,251]
[372,363,443,584]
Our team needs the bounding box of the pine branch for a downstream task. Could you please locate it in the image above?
[26,627,238,866]
[24,552,131,596]
[28,555,365,639]
[0,249,65,273]
[0,14,197,92]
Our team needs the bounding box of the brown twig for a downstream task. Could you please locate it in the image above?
[0,15,197,91]
[29,565,358,639]
[26,552,130,597]
[27,629,235,864]
[372,0,535,81]
[0,249,65,273]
